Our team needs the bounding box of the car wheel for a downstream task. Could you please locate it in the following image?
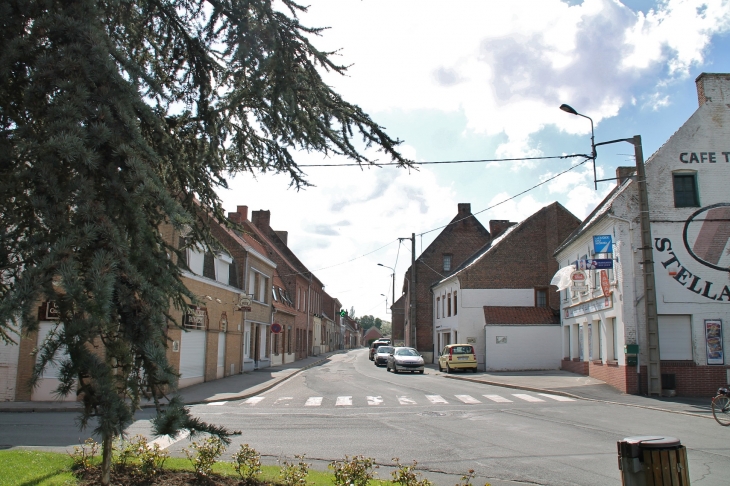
[419,370,424,374]
[386,364,390,371]
[437,363,442,372]
[446,364,452,374]
[393,365,399,374]
[472,367,478,373]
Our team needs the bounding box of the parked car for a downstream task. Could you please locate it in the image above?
[368,339,392,360]
[438,344,477,373]
[373,346,394,366]
[386,347,424,374]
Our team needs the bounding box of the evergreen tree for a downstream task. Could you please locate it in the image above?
[0,1,408,484]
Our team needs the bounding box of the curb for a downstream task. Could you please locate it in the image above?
[0,351,343,413]
[442,374,713,420]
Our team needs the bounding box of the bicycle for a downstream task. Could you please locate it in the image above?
[711,387,730,426]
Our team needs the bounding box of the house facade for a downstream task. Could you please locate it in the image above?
[556,73,730,396]
[432,203,580,370]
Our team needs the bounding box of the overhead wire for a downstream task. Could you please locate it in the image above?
[296,153,589,167]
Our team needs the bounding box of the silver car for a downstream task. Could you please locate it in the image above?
[374,346,394,366]
[386,347,425,374]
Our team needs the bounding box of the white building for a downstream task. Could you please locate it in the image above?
[556,73,730,396]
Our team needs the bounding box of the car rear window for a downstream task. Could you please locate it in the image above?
[451,346,474,355]
[377,346,394,354]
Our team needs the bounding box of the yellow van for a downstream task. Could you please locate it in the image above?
[438,344,477,373]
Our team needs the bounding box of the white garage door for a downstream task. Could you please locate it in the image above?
[658,315,692,360]
[0,337,19,401]
[180,330,206,386]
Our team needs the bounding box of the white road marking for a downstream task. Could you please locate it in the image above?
[455,394,481,404]
[243,396,265,406]
[206,401,227,406]
[483,395,512,403]
[150,430,190,450]
[397,396,417,405]
[305,397,323,407]
[426,395,448,404]
[274,397,293,405]
[538,393,575,402]
[513,394,545,402]
[335,396,352,406]
[367,396,383,406]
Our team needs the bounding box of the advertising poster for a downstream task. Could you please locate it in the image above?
[705,319,724,365]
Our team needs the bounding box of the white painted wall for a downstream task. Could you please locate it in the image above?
[0,335,19,401]
[462,289,534,307]
[484,325,562,371]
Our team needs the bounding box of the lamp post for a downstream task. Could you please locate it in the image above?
[377,263,395,315]
[560,104,661,396]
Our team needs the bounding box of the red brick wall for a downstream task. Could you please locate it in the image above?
[561,358,588,376]
[659,361,730,397]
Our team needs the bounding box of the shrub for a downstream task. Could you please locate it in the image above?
[184,436,226,477]
[280,454,310,486]
[115,434,169,478]
[69,438,99,473]
[391,458,433,486]
[232,443,262,482]
[329,455,378,486]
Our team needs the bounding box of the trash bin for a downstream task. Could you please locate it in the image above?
[617,436,689,486]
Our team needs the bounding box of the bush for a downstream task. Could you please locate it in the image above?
[280,454,310,486]
[329,455,378,486]
[391,458,433,486]
[115,434,169,478]
[184,436,226,477]
[232,443,263,482]
[69,438,98,474]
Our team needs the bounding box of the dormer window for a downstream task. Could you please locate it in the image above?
[443,254,452,272]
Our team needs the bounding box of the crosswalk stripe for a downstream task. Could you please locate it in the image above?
[538,393,575,402]
[335,396,352,406]
[483,394,512,403]
[274,397,293,405]
[206,401,228,406]
[513,394,545,402]
[397,396,417,405]
[455,394,481,404]
[426,395,448,404]
[243,396,265,406]
[367,396,383,406]
[304,397,323,407]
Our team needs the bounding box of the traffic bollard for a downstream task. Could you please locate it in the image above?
[617,436,689,486]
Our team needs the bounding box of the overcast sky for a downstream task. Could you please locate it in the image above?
[219,0,730,323]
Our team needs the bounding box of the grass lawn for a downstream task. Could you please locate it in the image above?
[0,450,77,485]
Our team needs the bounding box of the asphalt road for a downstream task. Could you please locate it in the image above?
[2,349,730,485]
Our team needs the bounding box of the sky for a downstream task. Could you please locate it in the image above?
[219,0,730,323]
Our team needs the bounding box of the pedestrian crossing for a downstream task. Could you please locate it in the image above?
[227,392,576,408]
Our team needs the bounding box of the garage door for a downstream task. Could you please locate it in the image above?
[32,322,76,401]
[180,330,206,387]
[0,338,19,401]
[658,315,692,360]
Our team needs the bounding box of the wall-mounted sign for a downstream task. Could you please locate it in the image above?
[578,259,613,270]
[466,337,476,344]
[183,305,207,330]
[571,270,588,291]
[220,312,228,332]
[271,323,283,334]
[705,319,724,365]
[593,235,613,254]
[172,340,180,352]
[564,295,613,318]
[600,270,611,298]
[496,336,507,344]
[44,301,60,320]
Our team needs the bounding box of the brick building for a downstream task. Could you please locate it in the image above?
[390,294,407,346]
[402,203,492,362]
[556,73,730,396]
[432,203,580,370]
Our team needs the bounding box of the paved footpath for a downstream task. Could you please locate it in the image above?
[0,349,717,421]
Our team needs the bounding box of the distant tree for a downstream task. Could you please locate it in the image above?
[380,321,392,336]
[349,306,356,318]
[0,1,408,484]
[374,317,383,329]
[357,315,375,330]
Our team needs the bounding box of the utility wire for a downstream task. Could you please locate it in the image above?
[296,153,589,167]
[277,239,398,277]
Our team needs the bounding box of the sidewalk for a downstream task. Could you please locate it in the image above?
[434,366,715,420]
[0,350,344,413]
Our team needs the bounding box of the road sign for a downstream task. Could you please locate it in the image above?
[593,235,613,253]
[271,323,282,334]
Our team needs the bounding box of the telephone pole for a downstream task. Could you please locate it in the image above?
[398,234,416,348]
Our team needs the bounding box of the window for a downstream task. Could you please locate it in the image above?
[447,293,451,317]
[673,173,699,207]
[436,297,440,318]
[536,289,547,307]
[454,292,457,315]
[443,254,452,272]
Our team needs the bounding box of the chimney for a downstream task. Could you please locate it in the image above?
[489,220,516,239]
[228,211,241,224]
[695,73,730,107]
[251,210,271,229]
[275,231,288,246]
[236,205,249,221]
[616,167,636,186]
[457,203,471,216]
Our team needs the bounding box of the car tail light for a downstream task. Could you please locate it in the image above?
[449,347,453,361]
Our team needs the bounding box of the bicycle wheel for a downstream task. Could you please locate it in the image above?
[711,395,730,426]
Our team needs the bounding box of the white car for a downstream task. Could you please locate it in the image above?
[386,347,425,374]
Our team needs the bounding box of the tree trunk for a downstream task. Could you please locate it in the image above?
[101,433,113,485]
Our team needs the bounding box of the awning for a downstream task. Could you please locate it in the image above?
[550,265,576,291]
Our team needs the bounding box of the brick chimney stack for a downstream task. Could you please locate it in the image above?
[489,220,516,239]
[228,205,248,224]
[457,203,471,216]
[251,210,271,229]
[616,167,636,186]
[695,73,730,106]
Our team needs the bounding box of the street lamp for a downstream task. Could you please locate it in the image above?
[559,103,661,396]
[377,264,395,316]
